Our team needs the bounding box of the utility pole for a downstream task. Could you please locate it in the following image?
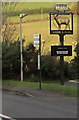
[20,13,28,81]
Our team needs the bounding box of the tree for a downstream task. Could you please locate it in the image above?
[2,2,18,43]
[73,42,79,78]
[23,43,38,78]
[41,55,60,80]
[2,40,20,79]
[2,3,19,79]
[2,41,38,80]
[68,42,79,79]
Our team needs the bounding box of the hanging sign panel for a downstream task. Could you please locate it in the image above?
[49,12,73,35]
[51,45,72,56]
[55,4,68,11]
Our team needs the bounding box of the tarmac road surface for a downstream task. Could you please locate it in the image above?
[2,91,77,119]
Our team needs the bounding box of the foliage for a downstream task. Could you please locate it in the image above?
[41,55,69,81]
[23,43,38,78]
[2,40,79,81]
[2,24,18,42]
[68,42,79,79]
[67,61,78,79]
[74,42,79,55]
[78,1,79,15]
[2,3,18,42]
[73,42,79,78]
[41,55,59,80]
[2,39,38,80]
[2,40,20,79]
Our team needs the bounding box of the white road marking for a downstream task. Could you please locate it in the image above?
[69,80,79,84]
[0,114,16,120]
[26,92,34,97]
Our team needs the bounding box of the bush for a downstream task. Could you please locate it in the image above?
[2,40,38,80]
[2,39,79,81]
[67,61,78,79]
[41,55,59,80]
[41,55,70,81]
[68,42,79,79]
[2,40,20,79]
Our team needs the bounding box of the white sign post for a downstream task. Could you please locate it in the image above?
[34,34,41,89]
[34,34,41,70]
[38,54,40,70]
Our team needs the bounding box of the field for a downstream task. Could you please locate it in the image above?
[3,2,78,61]
[3,2,56,16]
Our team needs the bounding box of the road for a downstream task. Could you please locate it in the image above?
[2,91,77,119]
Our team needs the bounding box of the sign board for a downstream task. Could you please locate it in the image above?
[51,45,72,56]
[34,34,41,47]
[49,12,73,35]
[50,30,73,35]
[55,4,68,11]
[34,41,39,47]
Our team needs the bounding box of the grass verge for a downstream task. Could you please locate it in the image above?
[3,80,77,97]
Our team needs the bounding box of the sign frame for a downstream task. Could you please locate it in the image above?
[51,45,72,56]
[49,12,73,35]
[55,4,68,11]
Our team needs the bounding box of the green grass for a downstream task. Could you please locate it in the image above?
[2,2,70,17]
[3,80,78,97]
[7,14,48,23]
[3,2,54,10]
[2,2,56,16]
